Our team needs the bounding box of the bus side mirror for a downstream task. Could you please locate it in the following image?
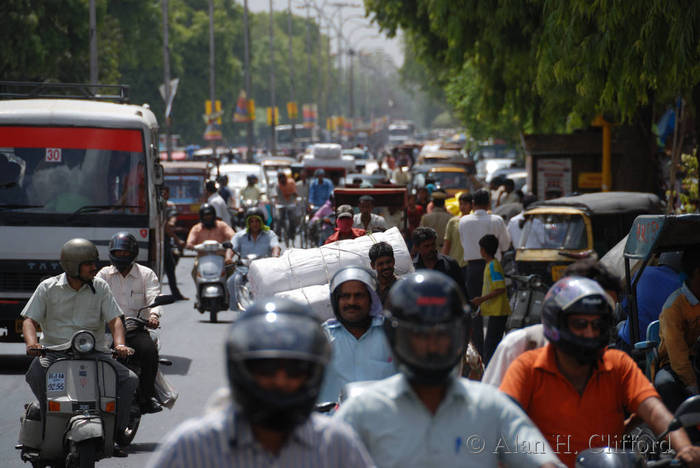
[153,163,164,185]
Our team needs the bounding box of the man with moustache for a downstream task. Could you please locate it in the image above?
[413,227,466,298]
[318,266,396,403]
[369,241,398,306]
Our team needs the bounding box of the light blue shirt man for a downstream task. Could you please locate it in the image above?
[148,404,375,468]
[308,177,334,208]
[318,267,397,403]
[335,374,562,468]
[227,227,279,310]
[230,228,279,258]
[318,316,396,402]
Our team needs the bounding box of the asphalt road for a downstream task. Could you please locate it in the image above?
[0,256,233,467]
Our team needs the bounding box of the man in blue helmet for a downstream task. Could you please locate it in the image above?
[317,266,396,403]
[335,270,562,468]
[147,297,374,468]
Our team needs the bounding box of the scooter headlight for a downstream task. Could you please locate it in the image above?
[72,331,95,354]
[203,285,223,298]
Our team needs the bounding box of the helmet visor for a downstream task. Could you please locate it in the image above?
[392,319,465,371]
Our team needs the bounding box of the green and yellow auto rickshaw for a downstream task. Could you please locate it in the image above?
[507,192,663,330]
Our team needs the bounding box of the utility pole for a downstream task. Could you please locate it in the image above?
[208,0,216,158]
[305,4,312,101]
[269,0,277,154]
[162,0,172,161]
[348,47,354,145]
[287,0,297,152]
[89,0,98,84]
[243,0,254,160]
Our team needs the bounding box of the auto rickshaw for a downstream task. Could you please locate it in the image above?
[162,161,210,239]
[623,214,700,350]
[507,192,663,330]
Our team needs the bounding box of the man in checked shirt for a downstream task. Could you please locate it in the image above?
[147,297,374,468]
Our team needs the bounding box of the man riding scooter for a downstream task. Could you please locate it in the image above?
[186,203,235,283]
[96,232,163,414]
[226,207,280,310]
[21,238,137,457]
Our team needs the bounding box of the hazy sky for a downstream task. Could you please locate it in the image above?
[244,0,404,67]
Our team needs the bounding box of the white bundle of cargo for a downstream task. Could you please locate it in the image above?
[275,284,334,321]
[311,143,342,159]
[248,227,413,297]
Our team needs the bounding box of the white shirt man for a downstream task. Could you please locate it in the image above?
[208,191,232,227]
[96,263,162,321]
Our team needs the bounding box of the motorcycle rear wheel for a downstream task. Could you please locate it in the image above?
[210,310,218,323]
[116,410,141,447]
[66,440,96,468]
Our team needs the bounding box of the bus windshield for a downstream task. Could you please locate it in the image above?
[0,126,146,215]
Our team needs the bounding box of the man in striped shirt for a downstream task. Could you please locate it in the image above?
[147,297,374,468]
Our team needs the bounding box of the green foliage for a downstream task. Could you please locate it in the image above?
[365,0,700,141]
[669,151,699,213]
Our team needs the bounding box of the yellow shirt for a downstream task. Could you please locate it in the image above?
[480,259,511,317]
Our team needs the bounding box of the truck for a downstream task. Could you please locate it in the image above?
[275,124,319,156]
[388,121,416,147]
[0,82,165,341]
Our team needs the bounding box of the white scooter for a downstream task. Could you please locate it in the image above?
[16,330,126,468]
[194,240,233,323]
[231,253,258,312]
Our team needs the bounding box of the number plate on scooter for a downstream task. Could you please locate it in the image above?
[47,372,65,392]
[72,401,96,412]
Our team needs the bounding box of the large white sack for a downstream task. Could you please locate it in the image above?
[249,227,413,297]
[275,284,334,321]
[312,143,341,159]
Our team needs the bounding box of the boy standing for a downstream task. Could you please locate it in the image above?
[472,234,511,365]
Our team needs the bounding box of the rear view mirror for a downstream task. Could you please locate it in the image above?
[148,294,176,308]
[153,162,164,185]
[670,395,700,432]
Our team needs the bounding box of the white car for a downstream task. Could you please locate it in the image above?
[474,145,520,181]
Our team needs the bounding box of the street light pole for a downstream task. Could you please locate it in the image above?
[287,0,297,152]
[162,0,172,161]
[269,0,277,154]
[89,0,98,84]
[348,48,354,144]
[208,0,215,113]
[243,0,254,160]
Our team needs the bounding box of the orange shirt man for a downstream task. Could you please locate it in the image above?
[500,345,657,467]
[500,276,700,468]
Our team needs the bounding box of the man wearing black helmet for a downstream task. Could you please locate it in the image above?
[21,238,138,457]
[226,207,281,309]
[318,266,395,403]
[335,270,560,467]
[96,232,163,414]
[500,276,700,468]
[147,298,374,468]
[186,203,235,282]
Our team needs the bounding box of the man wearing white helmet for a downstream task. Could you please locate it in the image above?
[318,266,396,403]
